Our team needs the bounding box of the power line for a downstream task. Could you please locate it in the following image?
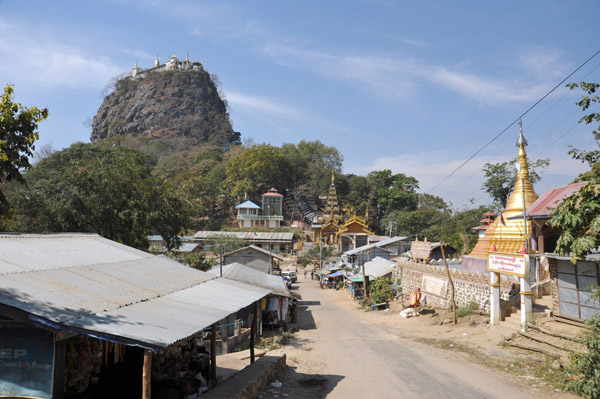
[426,48,600,196]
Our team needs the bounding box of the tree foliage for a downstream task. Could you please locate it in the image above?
[568,316,600,398]
[225,144,290,199]
[482,157,550,207]
[4,143,191,250]
[0,84,48,217]
[549,82,600,263]
[280,140,343,195]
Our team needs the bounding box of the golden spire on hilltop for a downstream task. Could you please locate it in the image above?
[186,50,189,62]
[154,55,160,68]
[331,169,335,185]
[468,121,539,258]
[365,202,369,220]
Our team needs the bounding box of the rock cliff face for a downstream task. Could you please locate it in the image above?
[91,70,240,149]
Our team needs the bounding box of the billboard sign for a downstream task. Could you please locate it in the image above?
[488,253,528,277]
[0,322,54,398]
[411,241,432,261]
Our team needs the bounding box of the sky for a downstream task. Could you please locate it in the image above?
[1,0,599,209]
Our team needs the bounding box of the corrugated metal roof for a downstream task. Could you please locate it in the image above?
[223,245,284,261]
[177,243,199,252]
[343,238,403,256]
[0,234,271,350]
[193,231,294,241]
[207,263,290,297]
[526,182,588,217]
[66,279,270,348]
[363,257,395,278]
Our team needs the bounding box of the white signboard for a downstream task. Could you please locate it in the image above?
[488,253,527,277]
[421,275,448,298]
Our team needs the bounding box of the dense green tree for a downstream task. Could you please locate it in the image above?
[566,81,600,182]
[549,81,600,263]
[280,140,343,196]
[438,205,492,254]
[482,157,550,207]
[366,170,419,232]
[225,144,290,199]
[343,174,369,214]
[0,84,48,217]
[5,143,191,250]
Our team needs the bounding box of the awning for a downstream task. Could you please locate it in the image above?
[350,276,375,283]
[327,271,344,278]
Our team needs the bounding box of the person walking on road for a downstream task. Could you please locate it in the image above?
[304,270,307,279]
[311,271,314,280]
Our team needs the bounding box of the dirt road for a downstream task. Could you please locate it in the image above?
[260,276,574,399]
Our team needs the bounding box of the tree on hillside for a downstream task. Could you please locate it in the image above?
[5,143,191,250]
[225,144,290,199]
[481,157,550,207]
[367,170,419,232]
[0,84,48,217]
[549,81,600,263]
[280,140,343,196]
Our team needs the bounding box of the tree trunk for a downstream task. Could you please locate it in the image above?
[441,243,457,324]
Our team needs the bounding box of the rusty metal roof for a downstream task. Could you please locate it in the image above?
[526,182,587,218]
[0,233,270,350]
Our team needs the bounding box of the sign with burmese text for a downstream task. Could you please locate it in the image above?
[411,241,432,260]
[488,253,527,277]
[0,322,54,398]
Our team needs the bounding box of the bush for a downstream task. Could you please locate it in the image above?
[362,277,394,308]
[568,315,600,398]
[454,301,478,318]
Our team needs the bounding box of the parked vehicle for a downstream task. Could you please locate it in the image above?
[282,276,292,289]
[282,271,297,283]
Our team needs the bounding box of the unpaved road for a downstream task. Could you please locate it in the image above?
[260,276,575,399]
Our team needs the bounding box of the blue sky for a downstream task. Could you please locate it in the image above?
[1,0,599,208]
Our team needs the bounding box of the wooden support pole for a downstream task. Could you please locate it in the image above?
[210,322,217,384]
[250,301,257,363]
[441,243,457,324]
[142,349,152,399]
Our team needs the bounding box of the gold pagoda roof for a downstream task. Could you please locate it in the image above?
[469,129,538,259]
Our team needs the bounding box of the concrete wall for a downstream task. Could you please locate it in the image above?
[395,260,513,311]
[202,355,287,399]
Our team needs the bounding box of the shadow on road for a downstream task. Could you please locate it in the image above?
[260,367,344,399]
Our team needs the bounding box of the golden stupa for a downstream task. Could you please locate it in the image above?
[469,125,538,258]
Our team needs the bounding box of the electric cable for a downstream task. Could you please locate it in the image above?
[426,48,600,196]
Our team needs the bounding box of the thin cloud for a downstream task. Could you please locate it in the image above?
[0,19,120,89]
[258,39,567,106]
[227,91,305,121]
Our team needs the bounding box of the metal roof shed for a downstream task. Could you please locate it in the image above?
[0,233,271,349]
[0,233,273,398]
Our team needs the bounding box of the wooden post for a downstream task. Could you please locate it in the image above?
[210,322,217,384]
[441,243,457,324]
[250,301,257,363]
[142,349,152,399]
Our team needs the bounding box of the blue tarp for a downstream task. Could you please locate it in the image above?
[328,271,344,278]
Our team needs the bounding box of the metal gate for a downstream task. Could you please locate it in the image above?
[556,260,600,320]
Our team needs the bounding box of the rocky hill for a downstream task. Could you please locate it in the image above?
[91,69,240,151]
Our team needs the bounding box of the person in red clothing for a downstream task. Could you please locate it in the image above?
[409,287,422,308]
